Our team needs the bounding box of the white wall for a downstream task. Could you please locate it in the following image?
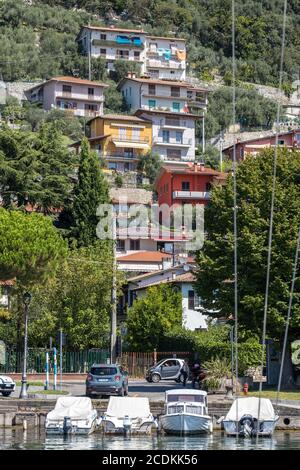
[181,283,208,330]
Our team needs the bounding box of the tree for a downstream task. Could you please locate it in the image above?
[195,148,300,341]
[112,60,141,83]
[126,284,182,351]
[71,137,109,247]
[137,152,162,184]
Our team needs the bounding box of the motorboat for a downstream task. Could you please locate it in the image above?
[160,389,213,435]
[45,396,99,435]
[220,397,279,437]
[101,397,157,434]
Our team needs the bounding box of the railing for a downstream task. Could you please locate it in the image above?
[172,191,211,199]
[164,119,185,127]
[0,349,110,373]
[92,39,144,49]
[146,59,184,69]
[104,153,139,160]
[119,351,193,378]
[142,90,186,99]
[154,137,191,145]
[61,91,72,98]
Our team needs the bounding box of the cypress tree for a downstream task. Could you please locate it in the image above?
[71,137,109,247]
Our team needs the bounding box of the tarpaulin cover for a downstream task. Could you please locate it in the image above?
[225,397,276,421]
[46,397,94,421]
[106,397,151,419]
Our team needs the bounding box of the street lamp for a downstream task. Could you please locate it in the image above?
[19,292,32,399]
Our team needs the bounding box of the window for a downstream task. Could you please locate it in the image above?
[166,117,180,126]
[124,148,134,158]
[62,84,72,93]
[172,102,180,112]
[176,131,183,143]
[188,290,195,309]
[171,86,180,97]
[130,239,140,250]
[149,84,156,95]
[116,240,125,251]
[119,128,126,139]
[278,139,285,145]
[117,49,129,59]
[148,99,156,109]
[182,181,190,191]
[100,34,107,40]
[162,130,170,143]
[88,87,94,96]
[206,182,212,192]
[167,148,181,159]
[134,51,140,60]
[84,103,97,111]
[132,128,140,141]
[100,48,106,57]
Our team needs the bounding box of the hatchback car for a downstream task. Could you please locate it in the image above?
[0,375,16,397]
[145,358,189,383]
[86,364,129,398]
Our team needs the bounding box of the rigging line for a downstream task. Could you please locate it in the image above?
[231,0,239,438]
[275,223,300,410]
[256,0,288,443]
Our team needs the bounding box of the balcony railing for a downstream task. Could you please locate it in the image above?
[164,119,185,127]
[154,137,191,146]
[172,191,211,200]
[61,91,72,98]
[92,39,144,49]
[142,90,185,99]
[146,59,184,70]
[105,153,139,161]
[111,135,150,143]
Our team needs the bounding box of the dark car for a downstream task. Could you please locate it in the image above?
[145,358,189,383]
[85,364,129,398]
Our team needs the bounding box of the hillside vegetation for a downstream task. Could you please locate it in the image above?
[0,0,299,86]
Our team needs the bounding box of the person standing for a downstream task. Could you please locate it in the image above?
[180,360,189,387]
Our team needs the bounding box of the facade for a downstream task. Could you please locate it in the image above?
[25,76,107,117]
[155,162,227,207]
[117,251,173,273]
[87,114,152,172]
[124,265,208,330]
[223,128,300,160]
[76,26,187,80]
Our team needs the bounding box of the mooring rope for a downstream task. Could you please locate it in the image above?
[256,0,288,444]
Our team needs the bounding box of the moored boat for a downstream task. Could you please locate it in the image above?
[45,397,99,435]
[221,397,279,437]
[160,389,213,435]
[101,396,157,434]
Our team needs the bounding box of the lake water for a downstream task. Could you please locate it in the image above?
[0,429,300,450]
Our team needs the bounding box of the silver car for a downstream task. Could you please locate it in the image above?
[145,358,189,383]
[0,375,16,397]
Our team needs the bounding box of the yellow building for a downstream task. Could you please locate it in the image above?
[88,114,152,172]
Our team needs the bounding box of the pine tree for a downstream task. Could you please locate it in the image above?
[71,137,109,247]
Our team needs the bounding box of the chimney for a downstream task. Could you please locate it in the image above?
[127,71,136,79]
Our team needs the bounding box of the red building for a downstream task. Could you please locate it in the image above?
[223,128,300,161]
[155,162,226,207]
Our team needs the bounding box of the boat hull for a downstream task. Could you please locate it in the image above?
[102,418,155,434]
[223,419,278,437]
[160,413,212,435]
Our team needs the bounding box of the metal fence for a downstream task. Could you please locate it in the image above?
[119,351,193,377]
[0,349,110,374]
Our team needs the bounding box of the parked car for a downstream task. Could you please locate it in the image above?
[145,358,189,383]
[86,364,129,398]
[0,375,16,397]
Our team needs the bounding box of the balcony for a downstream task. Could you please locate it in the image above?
[153,137,191,147]
[142,90,186,99]
[146,59,184,69]
[172,191,211,200]
[163,118,186,128]
[92,39,144,49]
[116,54,143,62]
[111,135,149,144]
[105,153,139,161]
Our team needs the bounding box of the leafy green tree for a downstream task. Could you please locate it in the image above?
[195,148,300,341]
[71,137,109,247]
[103,80,128,114]
[137,152,162,184]
[112,60,141,83]
[126,284,182,351]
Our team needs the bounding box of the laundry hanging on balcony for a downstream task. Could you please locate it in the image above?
[132,37,142,46]
[116,35,131,44]
[157,48,171,60]
[176,49,186,61]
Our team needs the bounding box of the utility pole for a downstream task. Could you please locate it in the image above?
[220,132,224,172]
[202,110,205,154]
[88,31,92,81]
[110,215,117,364]
[60,328,63,392]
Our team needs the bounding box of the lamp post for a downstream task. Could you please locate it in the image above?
[19,292,32,399]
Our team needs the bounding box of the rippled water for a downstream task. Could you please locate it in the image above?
[0,429,300,450]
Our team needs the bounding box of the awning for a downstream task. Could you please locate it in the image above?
[113,141,150,149]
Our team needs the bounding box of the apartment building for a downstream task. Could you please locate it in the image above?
[87,114,152,172]
[76,26,187,80]
[25,76,107,117]
[77,25,147,74]
[155,162,227,207]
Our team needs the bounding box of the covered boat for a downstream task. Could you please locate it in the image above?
[102,397,157,434]
[160,389,213,435]
[45,397,99,435]
[221,397,279,437]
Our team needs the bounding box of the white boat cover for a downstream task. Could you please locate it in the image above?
[166,389,207,398]
[106,397,151,419]
[46,397,94,421]
[225,397,276,421]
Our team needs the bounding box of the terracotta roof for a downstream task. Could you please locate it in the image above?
[135,109,201,120]
[127,265,184,283]
[0,279,15,286]
[146,35,186,42]
[102,114,150,122]
[119,77,192,88]
[81,25,147,34]
[133,271,196,290]
[26,76,108,92]
[117,251,172,262]
[222,128,300,152]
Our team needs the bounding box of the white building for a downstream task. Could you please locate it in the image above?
[124,264,208,330]
[145,35,186,81]
[25,76,108,118]
[76,26,187,80]
[135,109,198,161]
